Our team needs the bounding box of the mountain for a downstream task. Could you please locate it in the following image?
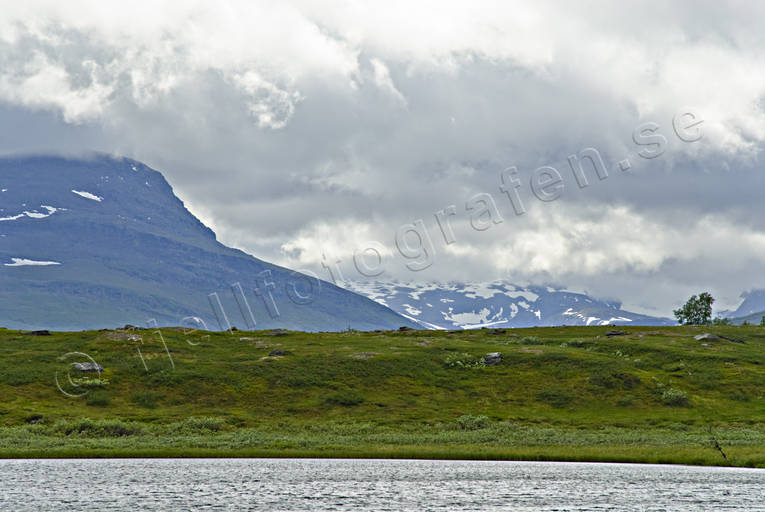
[726,290,765,319]
[342,281,674,329]
[727,310,765,326]
[0,154,414,331]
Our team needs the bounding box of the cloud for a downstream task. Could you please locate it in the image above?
[0,0,764,315]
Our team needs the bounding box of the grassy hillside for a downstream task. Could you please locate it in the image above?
[1,325,764,466]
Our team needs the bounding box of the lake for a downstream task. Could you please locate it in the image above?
[0,459,762,511]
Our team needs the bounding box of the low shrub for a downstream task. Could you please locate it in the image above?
[588,371,640,390]
[661,388,690,407]
[131,391,161,409]
[521,336,543,345]
[324,390,365,406]
[53,418,143,437]
[727,390,751,402]
[168,417,224,434]
[24,414,44,424]
[3,368,35,386]
[444,353,485,368]
[536,389,574,408]
[457,414,490,430]
[85,390,111,407]
[71,377,110,388]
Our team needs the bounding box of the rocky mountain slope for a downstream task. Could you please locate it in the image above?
[0,154,413,331]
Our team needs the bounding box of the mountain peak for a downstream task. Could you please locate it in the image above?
[0,154,412,331]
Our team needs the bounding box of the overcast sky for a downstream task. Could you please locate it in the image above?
[1,1,764,316]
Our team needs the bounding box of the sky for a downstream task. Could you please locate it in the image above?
[1,0,764,316]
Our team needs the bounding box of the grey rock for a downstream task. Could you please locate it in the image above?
[694,333,720,341]
[484,352,502,366]
[72,362,103,372]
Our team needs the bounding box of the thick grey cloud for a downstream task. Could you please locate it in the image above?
[1,0,764,316]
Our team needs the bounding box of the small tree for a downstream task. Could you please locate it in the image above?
[760,316,765,327]
[674,292,714,325]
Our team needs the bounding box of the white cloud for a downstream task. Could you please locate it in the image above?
[1,1,764,316]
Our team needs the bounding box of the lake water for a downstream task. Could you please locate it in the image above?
[0,459,762,511]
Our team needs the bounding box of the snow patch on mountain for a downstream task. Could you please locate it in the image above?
[71,190,103,201]
[5,258,61,267]
[0,205,59,222]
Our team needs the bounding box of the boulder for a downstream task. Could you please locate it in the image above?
[606,330,627,337]
[398,326,414,332]
[268,349,288,356]
[484,352,502,366]
[694,333,720,341]
[72,362,103,372]
[266,329,289,336]
[489,328,507,335]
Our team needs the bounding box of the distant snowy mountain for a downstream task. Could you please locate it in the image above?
[343,281,673,329]
[726,290,765,318]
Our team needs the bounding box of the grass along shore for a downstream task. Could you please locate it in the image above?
[1,325,764,466]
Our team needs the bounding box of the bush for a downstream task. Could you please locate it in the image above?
[444,352,485,368]
[521,336,543,345]
[53,418,143,437]
[85,390,111,407]
[3,368,35,386]
[727,390,750,402]
[131,391,161,409]
[169,417,224,434]
[457,414,490,430]
[536,389,574,408]
[24,414,44,424]
[71,377,109,389]
[324,390,365,406]
[588,371,640,390]
[661,388,690,407]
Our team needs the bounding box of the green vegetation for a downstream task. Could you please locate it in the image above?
[674,292,714,325]
[0,325,764,466]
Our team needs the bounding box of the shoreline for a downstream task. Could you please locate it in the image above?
[1,447,762,468]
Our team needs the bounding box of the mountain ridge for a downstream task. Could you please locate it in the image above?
[0,154,414,331]
[343,280,674,329]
